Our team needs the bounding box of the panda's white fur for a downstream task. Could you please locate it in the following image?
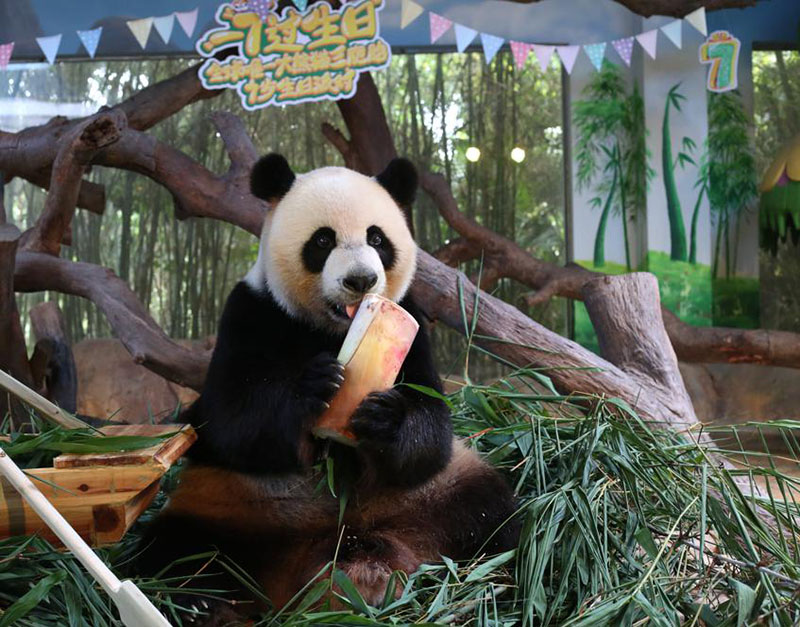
[245,166,417,331]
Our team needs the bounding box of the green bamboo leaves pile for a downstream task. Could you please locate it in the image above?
[3,372,800,625]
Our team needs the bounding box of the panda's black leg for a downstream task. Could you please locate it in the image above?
[424,462,521,560]
[135,514,254,625]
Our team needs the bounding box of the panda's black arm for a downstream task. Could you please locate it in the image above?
[186,283,339,474]
[351,298,453,487]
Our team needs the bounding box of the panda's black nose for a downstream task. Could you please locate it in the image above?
[343,272,377,294]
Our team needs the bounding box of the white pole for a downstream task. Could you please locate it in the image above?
[0,368,85,429]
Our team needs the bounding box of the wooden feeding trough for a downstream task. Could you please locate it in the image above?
[0,424,196,547]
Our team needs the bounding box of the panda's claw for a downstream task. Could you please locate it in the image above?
[301,353,346,412]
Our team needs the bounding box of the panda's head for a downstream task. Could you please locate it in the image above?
[245,154,418,333]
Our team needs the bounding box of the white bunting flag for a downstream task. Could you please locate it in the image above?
[77,28,102,58]
[684,7,707,36]
[454,24,478,53]
[36,34,62,65]
[400,0,424,29]
[532,44,555,72]
[127,17,153,49]
[175,8,199,38]
[481,33,504,64]
[556,45,580,74]
[153,14,175,44]
[661,19,682,49]
[636,29,658,59]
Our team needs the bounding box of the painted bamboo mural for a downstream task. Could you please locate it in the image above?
[662,84,688,261]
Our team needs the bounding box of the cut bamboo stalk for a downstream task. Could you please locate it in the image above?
[313,294,419,445]
[0,367,86,429]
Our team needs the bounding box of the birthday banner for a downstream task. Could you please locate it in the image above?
[0,8,200,70]
[196,0,391,109]
[400,0,710,75]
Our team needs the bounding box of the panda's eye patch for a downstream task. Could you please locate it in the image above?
[302,227,336,273]
[367,226,395,270]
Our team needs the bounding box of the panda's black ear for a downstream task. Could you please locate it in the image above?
[250,153,295,203]
[375,158,418,208]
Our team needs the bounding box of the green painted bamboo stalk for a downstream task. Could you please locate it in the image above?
[593,167,618,267]
[663,89,688,261]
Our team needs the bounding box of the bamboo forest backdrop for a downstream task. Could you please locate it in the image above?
[2,52,565,376]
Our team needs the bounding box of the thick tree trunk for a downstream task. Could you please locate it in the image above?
[0,224,33,427]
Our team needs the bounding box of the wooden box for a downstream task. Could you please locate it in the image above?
[0,424,195,547]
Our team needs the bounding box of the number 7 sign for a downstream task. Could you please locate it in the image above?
[699,30,741,93]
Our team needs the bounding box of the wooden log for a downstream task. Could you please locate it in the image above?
[582,273,697,428]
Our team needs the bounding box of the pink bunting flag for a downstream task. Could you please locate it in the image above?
[612,36,634,66]
[556,45,580,74]
[428,13,453,44]
[510,41,533,71]
[175,8,199,37]
[0,42,13,70]
[636,29,658,59]
[532,44,555,72]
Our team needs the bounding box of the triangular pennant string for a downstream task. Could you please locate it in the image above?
[36,34,62,65]
[684,7,707,36]
[127,18,153,49]
[661,19,682,49]
[532,44,555,72]
[153,15,175,43]
[0,42,14,70]
[76,28,102,58]
[454,24,478,53]
[400,0,424,29]
[175,8,199,38]
[293,0,308,11]
[584,42,606,71]
[612,36,634,66]
[428,13,453,44]
[636,29,658,59]
[556,45,580,74]
[481,32,504,64]
[510,41,533,71]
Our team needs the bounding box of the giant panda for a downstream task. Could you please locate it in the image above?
[137,154,519,625]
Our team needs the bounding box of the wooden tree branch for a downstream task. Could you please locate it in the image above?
[22,110,127,255]
[14,252,210,391]
[0,63,220,208]
[411,252,697,428]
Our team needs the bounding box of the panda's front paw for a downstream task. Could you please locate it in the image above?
[300,352,345,415]
[350,389,407,444]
